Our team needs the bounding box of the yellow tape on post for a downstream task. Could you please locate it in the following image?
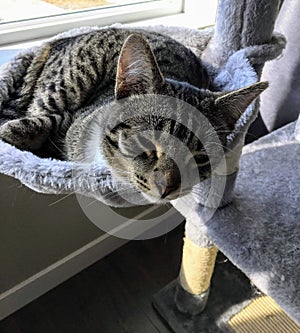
[179,237,218,295]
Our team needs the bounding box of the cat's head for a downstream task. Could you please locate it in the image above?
[101,34,268,203]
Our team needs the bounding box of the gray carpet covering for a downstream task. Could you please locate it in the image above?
[205,121,300,324]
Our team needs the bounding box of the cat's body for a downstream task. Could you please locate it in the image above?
[0,27,267,202]
[0,28,208,155]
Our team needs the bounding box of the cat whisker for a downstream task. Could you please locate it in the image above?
[49,135,66,153]
[214,130,245,135]
[111,169,133,176]
[111,183,138,192]
[86,198,99,207]
[101,186,140,201]
[191,187,224,201]
[215,129,260,140]
[99,191,120,202]
[203,141,240,155]
[48,192,75,206]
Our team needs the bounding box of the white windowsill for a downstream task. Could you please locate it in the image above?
[0,11,215,51]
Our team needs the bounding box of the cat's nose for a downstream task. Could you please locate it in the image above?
[153,171,179,199]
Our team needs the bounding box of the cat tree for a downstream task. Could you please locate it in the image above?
[153,1,300,332]
[1,0,300,331]
[168,0,283,314]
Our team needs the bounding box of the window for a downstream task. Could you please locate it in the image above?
[0,0,218,47]
[1,1,156,23]
[0,0,183,46]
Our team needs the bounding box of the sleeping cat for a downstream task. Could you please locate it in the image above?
[0,28,267,202]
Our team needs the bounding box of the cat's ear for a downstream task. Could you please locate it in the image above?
[215,81,268,127]
[115,34,164,100]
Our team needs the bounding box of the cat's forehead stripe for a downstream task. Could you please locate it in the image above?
[105,135,119,150]
[106,117,205,156]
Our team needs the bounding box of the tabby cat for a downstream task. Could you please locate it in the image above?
[0,28,267,202]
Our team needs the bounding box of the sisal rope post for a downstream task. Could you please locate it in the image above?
[174,235,219,315]
[179,237,218,295]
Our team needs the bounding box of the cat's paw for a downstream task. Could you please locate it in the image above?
[0,117,49,151]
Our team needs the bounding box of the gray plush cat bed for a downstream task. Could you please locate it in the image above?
[1,0,299,330]
[0,23,285,205]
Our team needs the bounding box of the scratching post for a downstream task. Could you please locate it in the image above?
[175,238,218,315]
[179,239,217,296]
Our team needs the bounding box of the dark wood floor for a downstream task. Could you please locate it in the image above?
[0,224,185,333]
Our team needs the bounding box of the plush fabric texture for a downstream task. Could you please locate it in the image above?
[212,121,300,324]
[175,122,300,324]
[202,0,284,141]
[171,121,300,326]
[202,0,281,72]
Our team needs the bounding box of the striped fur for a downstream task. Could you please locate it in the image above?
[0,28,208,158]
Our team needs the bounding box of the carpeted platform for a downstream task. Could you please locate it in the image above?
[153,258,255,333]
[205,121,300,324]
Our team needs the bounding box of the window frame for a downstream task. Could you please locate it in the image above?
[0,0,184,46]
